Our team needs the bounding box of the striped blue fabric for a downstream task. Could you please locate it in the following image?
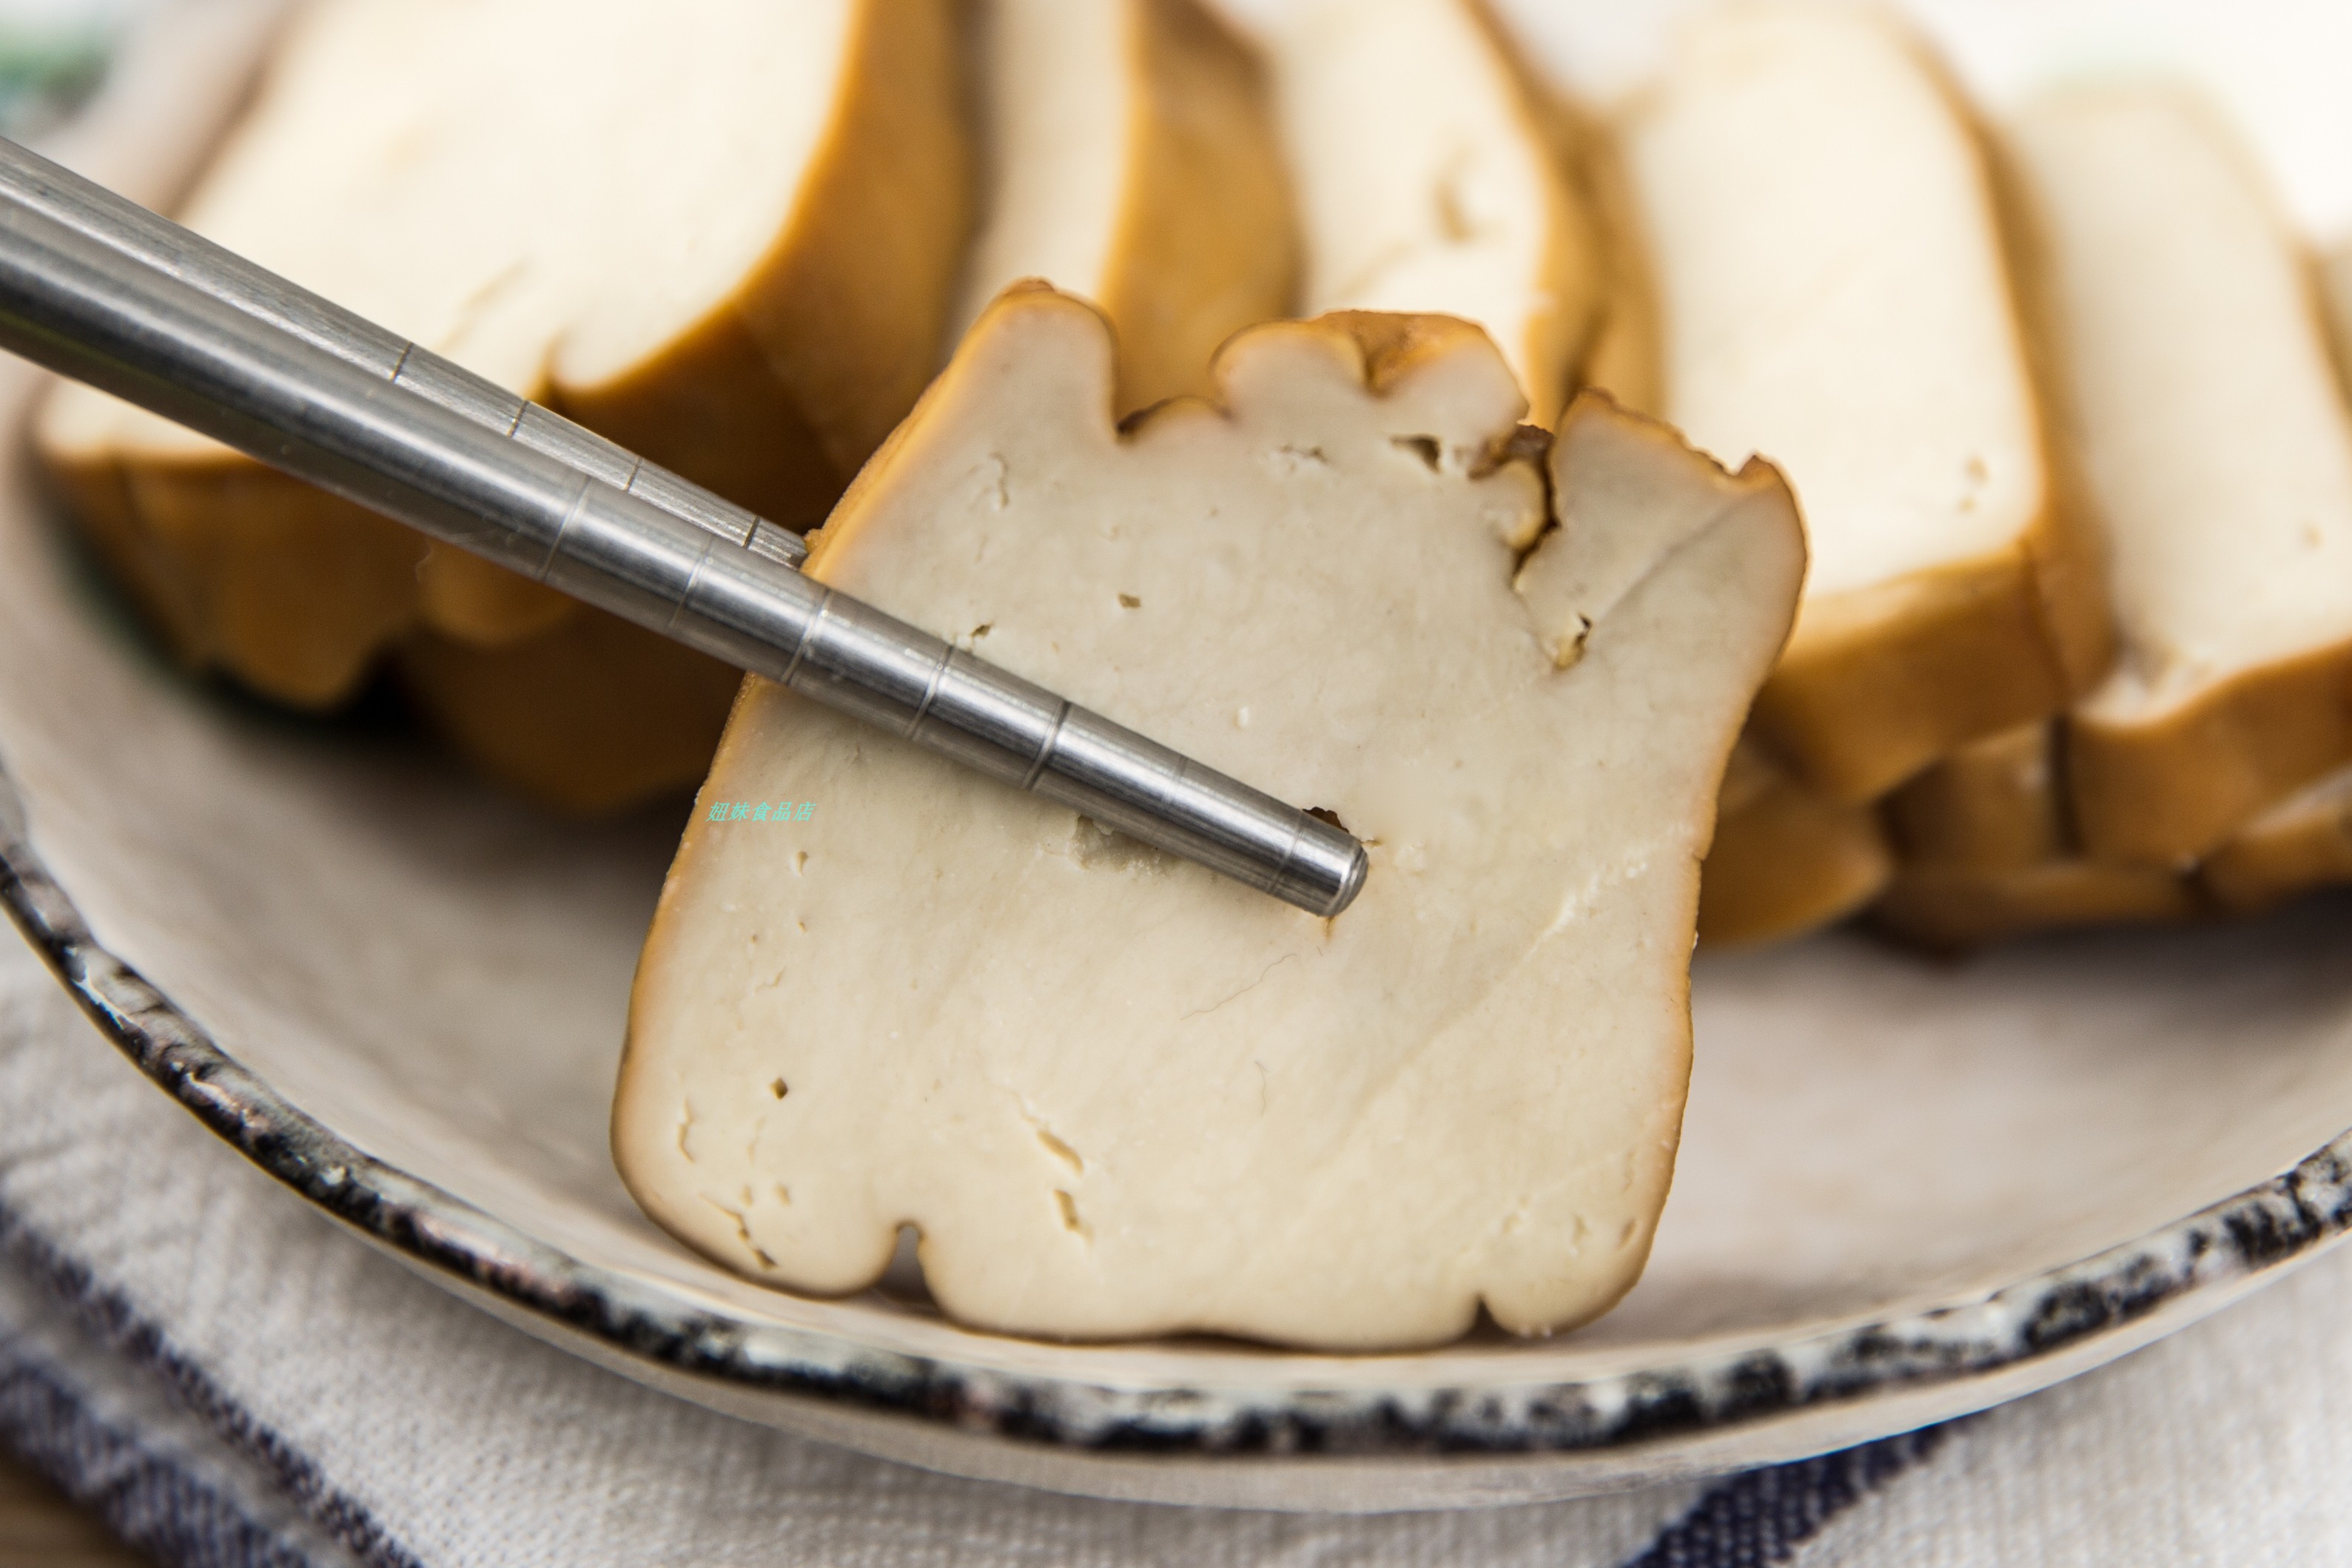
[1625,1430,1950,1568]
[0,1183,1946,1568]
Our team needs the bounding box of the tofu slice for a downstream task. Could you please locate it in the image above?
[38,0,968,807]
[2322,239,2352,388]
[951,0,1294,413]
[618,290,1804,1349]
[1884,721,2068,874]
[1875,721,2192,949]
[2200,765,2352,915]
[2210,246,2352,912]
[1549,98,1663,419]
[394,616,744,818]
[2006,88,2352,864]
[1696,739,1892,948]
[1260,0,1602,425]
[1618,3,2109,804]
[1889,740,2352,936]
[1875,859,2197,954]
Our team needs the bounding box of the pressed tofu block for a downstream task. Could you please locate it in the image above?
[2231,246,2352,913]
[38,0,969,811]
[1619,2,2109,804]
[952,0,1294,413]
[619,289,1804,1349]
[1884,721,2069,874]
[1549,96,1663,420]
[2200,765,2352,915]
[1875,858,2196,954]
[392,614,745,817]
[1261,0,1601,425]
[1696,739,1892,948]
[1877,724,2194,950]
[1876,723,2195,950]
[2322,240,2352,391]
[2007,89,2352,864]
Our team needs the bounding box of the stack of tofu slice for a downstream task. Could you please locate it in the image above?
[37,0,1298,815]
[1251,0,1609,426]
[1875,87,2352,946]
[1612,3,2114,945]
[950,0,1297,417]
[39,0,977,812]
[43,0,2352,943]
[1606,4,2352,948]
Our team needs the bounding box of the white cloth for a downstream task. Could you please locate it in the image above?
[1,924,2350,1567]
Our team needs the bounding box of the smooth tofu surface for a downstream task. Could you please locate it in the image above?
[1266,0,1595,424]
[2003,89,2352,861]
[44,0,853,459]
[1613,3,2102,806]
[952,0,1132,347]
[2200,764,2352,915]
[1885,721,2067,874]
[1696,740,1892,948]
[2013,92,2352,729]
[31,0,970,799]
[1875,859,2197,952]
[1620,2,2041,599]
[618,293,1802,1349]
[950,0,1296,413]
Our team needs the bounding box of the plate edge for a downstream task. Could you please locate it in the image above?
[4,756,2348,1468]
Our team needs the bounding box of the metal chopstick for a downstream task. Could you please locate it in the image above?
[0,139,1368,919]
[0,138,805,569]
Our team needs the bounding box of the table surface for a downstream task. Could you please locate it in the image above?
[0,1452,145,1566]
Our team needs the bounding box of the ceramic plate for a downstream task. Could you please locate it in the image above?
[6,0,2352,1515]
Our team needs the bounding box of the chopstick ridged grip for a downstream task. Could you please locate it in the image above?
[0,152,1367,918]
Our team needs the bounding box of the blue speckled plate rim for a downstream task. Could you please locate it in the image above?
[4,757,2350,1464]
